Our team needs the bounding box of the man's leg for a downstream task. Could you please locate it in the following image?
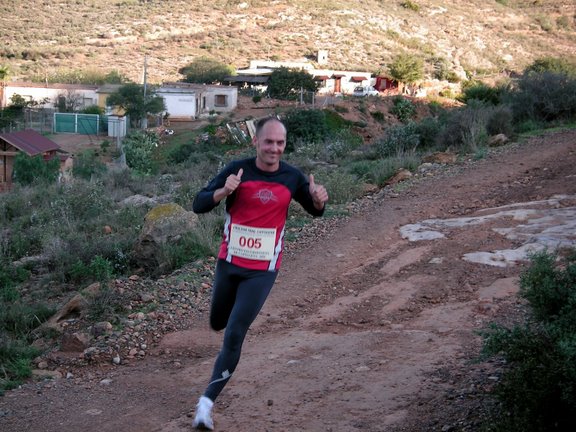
[204,267,277,400]
[194,265,277,429]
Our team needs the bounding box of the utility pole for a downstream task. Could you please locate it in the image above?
[142,55,148,129]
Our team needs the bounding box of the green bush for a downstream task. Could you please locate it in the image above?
[374,122,420,158]
[458,81,503,105]
[400,1,420,11]
[0,339,41,395]
[122,130,161,174]
[436,101,491,152]
[506,71,576,123]
[283,109,330,152]
[481,250,576,432]
[12,154,60,186]
[524,57,576,78]
[310,169,363,204]
[73,149,107,180]
[413,116,443,151]
[390,96,416,123]
[486,105,515,137]
[348,156,418,187]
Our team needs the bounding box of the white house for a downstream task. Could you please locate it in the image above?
[311,69,373,95]
[231,60,374,95]
[156,82,238,120]
[1,82,99,110]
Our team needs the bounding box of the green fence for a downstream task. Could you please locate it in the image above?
[53,113,102,135]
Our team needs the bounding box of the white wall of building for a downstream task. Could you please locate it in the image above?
[3,83,98,109]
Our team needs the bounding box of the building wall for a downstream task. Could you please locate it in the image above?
[3,83,98,110]
[157,84,238,119]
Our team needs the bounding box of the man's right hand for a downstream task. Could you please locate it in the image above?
[224,168,243,195]
[213,168,243,203]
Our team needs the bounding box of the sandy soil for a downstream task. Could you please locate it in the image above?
[1,126,575,431]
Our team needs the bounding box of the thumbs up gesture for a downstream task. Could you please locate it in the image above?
[224,168,243,195]
[309,174,328,210]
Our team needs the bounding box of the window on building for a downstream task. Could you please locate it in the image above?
[215,94,228,107]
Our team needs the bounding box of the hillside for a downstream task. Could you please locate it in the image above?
[1,0,575,84]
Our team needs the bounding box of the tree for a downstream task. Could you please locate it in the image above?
[106,83,165,128]
[179,57,235,84]
[267,67,319,100]
[388,53,425,85]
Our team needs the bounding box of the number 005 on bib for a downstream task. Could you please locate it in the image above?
[229,224,277,261]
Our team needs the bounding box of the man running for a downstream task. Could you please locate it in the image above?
[191,116,329,430]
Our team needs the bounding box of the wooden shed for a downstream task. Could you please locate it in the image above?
[0,129,63,191]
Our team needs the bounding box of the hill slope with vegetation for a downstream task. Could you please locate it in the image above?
[1,0,575,83]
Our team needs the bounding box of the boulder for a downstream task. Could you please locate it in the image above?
[422,151,457,164]
[132,203,199,271]
[385,168,413,186]
[488,134,509,147]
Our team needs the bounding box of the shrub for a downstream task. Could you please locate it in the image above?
[310,169,363,204]
[390,96,416,123]
[486,105,514,137]
[480,250,576,432]
[524,57,576,78]
[283,109,330,152]
[0,339,41,395]
[436,101,491,152]
[122,130,160,174]
[400,1,420,12]
[458,81,502,105]
[506,71,576,123]
[73,149,107,180]
[374,122,420,158]
[12,154,60,186]
[349,156,418,187]
[413,116,443,151]
[86,283,128,322]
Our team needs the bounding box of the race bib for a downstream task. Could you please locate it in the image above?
[229,224,277,261]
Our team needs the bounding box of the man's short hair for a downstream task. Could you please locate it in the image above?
[255,116,285,136]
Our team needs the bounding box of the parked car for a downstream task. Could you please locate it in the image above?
[353,86,379,97]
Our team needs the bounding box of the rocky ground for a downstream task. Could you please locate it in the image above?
[1,128,575,432]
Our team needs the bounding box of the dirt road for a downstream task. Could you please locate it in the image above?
[1,129,575,431]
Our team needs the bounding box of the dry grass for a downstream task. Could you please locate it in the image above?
[0,0,574,84]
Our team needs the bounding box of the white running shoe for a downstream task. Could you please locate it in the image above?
[193,396,214,430]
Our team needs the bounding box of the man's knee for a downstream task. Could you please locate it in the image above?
[210,316,227,331]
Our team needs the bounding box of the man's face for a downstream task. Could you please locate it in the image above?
[254,120,287,172]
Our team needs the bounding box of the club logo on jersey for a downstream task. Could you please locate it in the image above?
[253,189,278,204]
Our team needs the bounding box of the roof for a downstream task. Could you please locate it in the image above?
[350,76,367,82]
[0,129,61,156]
[6,81,98,91]
[223,76,269,84]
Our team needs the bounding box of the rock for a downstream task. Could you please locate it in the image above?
[132,203,199,271]
[488,133,509,147]
[385,168,412,186]
[422,151,457,164]
[40,294,89,333]
[32,369,63,380]
[91,321,113,337]
[61,331,92,352]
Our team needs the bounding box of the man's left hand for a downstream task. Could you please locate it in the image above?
[309,174,328,210]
